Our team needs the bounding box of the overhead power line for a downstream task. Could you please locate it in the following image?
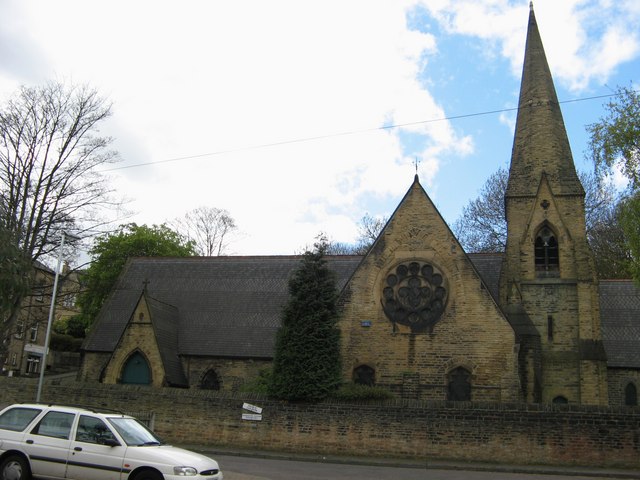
[103,92,620,173]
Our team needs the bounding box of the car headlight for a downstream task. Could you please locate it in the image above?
[173,466,198,476]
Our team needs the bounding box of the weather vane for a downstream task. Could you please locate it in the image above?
[413,157,421,174]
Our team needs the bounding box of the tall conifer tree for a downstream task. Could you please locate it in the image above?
[269,237,341,401]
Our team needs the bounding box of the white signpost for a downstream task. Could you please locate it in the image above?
[242,402,263,421]
[242,402,263,414]
[241,413,263,421]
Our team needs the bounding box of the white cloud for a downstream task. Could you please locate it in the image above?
[419,0,640,92]
[17,0,465,254]
[1,0,637,256]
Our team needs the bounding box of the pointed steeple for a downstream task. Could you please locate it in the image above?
[506,3,583,198]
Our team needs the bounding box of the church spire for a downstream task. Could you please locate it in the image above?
[505,4,583,198]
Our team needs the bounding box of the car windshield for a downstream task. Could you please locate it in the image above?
[107,417,164,446]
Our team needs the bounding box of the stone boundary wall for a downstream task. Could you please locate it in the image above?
[1,377,638,468]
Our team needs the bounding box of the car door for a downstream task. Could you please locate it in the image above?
[65,414,128,480]
[23,410,75,479]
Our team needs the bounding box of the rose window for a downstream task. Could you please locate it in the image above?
[382,261,448,332]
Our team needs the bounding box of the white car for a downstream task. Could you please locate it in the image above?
[0,403,223,480]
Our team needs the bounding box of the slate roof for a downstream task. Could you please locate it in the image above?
[145,296,188,387]
[467,253,503,301]
[83,253,640,370]
[83,256,362,359]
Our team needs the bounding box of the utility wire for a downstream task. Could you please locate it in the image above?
[103,92,619,173]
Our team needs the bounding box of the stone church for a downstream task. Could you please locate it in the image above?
[79,5,640,407]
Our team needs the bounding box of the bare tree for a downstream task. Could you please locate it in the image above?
[357,213,388,249]
[1,82,119,263]
[452,167,509,253]
[173,206,237,256]
[0,82,120,357]
[325,214,389,256]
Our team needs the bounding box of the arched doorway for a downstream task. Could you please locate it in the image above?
[625,382,638,406]
[120,351,151,385]
[200,369,221,390]
[447,367,471,401]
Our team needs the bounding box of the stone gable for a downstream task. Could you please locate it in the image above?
[339,178,521,402]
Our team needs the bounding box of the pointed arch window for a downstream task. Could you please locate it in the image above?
[120,351,151,385]
[447,367,471,401]
[625,382,638,406]
[200,369,221,390]
[535,226,559,274]
[353,365,375,386]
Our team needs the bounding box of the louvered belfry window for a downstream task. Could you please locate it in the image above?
[534,226,559,273]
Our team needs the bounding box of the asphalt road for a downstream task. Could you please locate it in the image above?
[216,455,626,480]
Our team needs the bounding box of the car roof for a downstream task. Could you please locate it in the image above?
[4,403,130,417]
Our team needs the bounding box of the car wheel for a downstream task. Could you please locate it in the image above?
[0,455,30,480]
[132,469,163,480]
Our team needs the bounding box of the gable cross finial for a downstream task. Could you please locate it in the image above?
[142,279,150,292]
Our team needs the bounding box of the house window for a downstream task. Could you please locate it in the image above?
[353,365,376,386]
[30,324,38,342]
[625,382,638,406]
[26,355,41,374]
[447,367,471,401]
[547,315,554,342]
[534,226,559,273]
[11,353,17,366]
[34,283,45,302]
[15,321,24,339]
[62,294,76,308]
[200,369,221,390]
[552,395,568,404]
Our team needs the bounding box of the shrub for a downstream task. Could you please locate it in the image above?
[239,369,272,395]
[332,383,394,402]
[269,237,341,401]
[50,332,83,352]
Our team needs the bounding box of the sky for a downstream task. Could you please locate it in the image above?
[1,0,638,258]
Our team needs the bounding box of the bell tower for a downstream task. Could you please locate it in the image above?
[499,3,608,405]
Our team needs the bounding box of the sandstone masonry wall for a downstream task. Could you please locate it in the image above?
[1,377,637,468]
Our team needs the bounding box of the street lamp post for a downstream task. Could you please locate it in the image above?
[36,231,78,403]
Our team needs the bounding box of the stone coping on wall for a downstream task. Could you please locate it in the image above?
[1,377,639,469]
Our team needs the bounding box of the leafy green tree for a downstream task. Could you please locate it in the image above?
[589,199,634,279]
[53,314,89,338]
[77,223,195,327]
[587,85,640,189]
[619,193,640,282]
[269,236,342,401]
[587,85,640,281]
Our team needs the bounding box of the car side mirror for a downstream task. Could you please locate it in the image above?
[101,438,121,447]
